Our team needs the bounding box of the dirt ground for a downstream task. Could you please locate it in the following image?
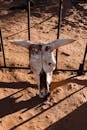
[0,1,87,130]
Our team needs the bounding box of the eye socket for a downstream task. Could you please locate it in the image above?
[45,46,50,51]
[48,62,52,66]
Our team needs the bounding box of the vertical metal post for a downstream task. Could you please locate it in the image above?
[77,44,87,75]
[27,0,31,69]
[82,44,87,67]
[56,0,63,69]
[0,28,6,67]
[27,0,31,40]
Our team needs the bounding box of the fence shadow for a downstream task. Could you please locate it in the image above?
[0,92,45,118]
[62,2,87,29]
[0,81,45,118]
[10,76,87,130]
[51,75,87,91]
[46,102,87,130]
[1,0,86,39]
[0,1,86,21]
[0,81,37,89]
[0,75,87,118]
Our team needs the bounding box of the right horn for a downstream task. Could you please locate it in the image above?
[48,39,75,51]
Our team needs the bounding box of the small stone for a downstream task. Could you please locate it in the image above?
[53,98,58,104]
[0,118,2,123]
[45,115,49,119]
[41,105,48,110]
[56,88,63,93]
[79,23,84,27]
[61,52,70,56]
[84,5,87,9]
[67,83,73,90]
[18,115,23,121]
[67,26,71,31]
[68,83,77,90]
[68,83,72,89]
[39,26,43,30]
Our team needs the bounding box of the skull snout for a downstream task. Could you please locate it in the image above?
[39,69,50,98]
[39,88,49,98]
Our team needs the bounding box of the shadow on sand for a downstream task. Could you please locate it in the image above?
[0,75,87,119]
[46,102,87,130]
[10,76,87,130]
[0,81,45,118]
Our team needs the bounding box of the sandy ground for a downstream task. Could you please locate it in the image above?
[0,1,87,130]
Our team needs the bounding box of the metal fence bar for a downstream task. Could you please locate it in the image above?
[0,66,87,74]
[0,1,86,75]
[0,27,6,67]
[27,0,31,69]
[27,0,31,40]
[77,44,87,75]
[56,0,63,69]
[0,66,30,70]
[82,44,87,67]
[54,69,87,73]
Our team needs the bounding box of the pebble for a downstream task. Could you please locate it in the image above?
[41,105,48,110]
[67,83,73,90]
[18,115,23,121]
[61,52,70,56]
[39,26,43,30]
[0,119,2,123]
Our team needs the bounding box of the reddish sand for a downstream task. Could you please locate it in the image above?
[0,1,87,130]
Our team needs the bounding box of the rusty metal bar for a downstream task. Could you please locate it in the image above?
[27,0,31,40]
[0,27,6,66]
[0,66,30,70]
[0,1,86,76]
[56,0,63,69]
[53,69,87,73]
[27,0,31,69]
[0,65,87,74]
[77,44,87,75]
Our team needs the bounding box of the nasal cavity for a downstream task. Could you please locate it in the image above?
[45,46,51,51]
[40,69,47,90]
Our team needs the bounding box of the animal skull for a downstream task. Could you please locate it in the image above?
[10,39,75,98]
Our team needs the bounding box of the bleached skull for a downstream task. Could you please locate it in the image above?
[10,39,74,98]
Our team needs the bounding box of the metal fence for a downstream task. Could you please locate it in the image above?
[0,0,87,76]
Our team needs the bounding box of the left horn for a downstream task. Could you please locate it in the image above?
[9,39,33,48]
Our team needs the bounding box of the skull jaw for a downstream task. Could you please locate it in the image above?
[38,72,52,98]
[39,90,50,98]
[39,84,50,98]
